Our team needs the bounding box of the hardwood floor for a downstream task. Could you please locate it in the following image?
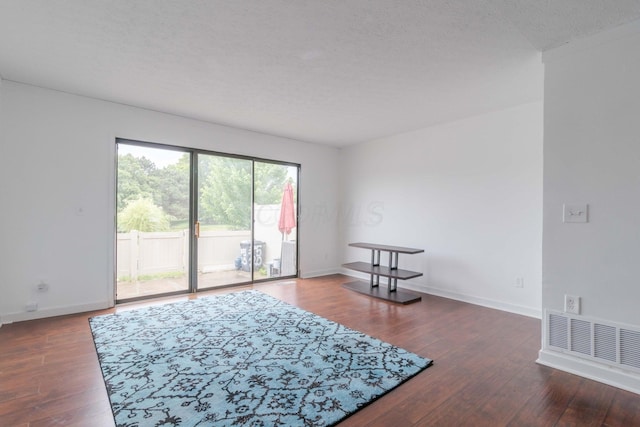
[1,275,639,426]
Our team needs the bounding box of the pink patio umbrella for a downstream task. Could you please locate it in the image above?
[278,181,296,240]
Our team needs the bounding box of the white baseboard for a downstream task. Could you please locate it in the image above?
[537,348,640,395]
[1,301,111,325]
[340,269,541,319]
[404,281,541,319]
[300,267,341,279]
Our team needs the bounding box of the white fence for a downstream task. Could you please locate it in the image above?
[117,205,295,280]
[117,229,250,279]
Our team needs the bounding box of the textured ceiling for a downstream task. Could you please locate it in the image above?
[1,1,640,146]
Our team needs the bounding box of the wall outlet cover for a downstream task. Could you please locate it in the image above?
[564,295,580,314]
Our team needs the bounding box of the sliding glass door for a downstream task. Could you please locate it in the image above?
[115,140,299,301]
[253,162,298,280]
[115,143,191,300]
[196,154,253,289]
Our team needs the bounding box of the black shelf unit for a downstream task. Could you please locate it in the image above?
[342,242,424,304]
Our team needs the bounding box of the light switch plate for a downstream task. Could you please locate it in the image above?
[563,204,588,223]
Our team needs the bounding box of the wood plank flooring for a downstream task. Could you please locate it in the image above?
[1,275,639,426]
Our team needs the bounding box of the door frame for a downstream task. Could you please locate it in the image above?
[115,138,300,303]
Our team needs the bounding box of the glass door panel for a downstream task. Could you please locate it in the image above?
[116,143,190,300]
[196,154,253,289]
[253,162,298,280]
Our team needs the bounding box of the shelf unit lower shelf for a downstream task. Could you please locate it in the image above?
[342,280,422,305]
[341,262,423,280]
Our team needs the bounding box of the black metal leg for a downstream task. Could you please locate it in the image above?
[367,249,405,293]
[387,277,398,293]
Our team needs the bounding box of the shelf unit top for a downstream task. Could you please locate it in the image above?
[348,242,424,254]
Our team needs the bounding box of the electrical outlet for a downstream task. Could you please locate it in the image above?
[515,277,524,288]
[565,295,580,314]
[25,302,38,312]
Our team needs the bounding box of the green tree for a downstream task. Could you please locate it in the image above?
[154,153,190,222]
[255,162,289,205]
[199,158,287,230]
[117,198,171,232]
[117,154,158,212]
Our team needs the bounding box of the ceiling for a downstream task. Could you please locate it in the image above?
[1,1,640,146]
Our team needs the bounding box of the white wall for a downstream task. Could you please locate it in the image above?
[339,102,543,317]
[539,21,640,391]
[0,81,340,323]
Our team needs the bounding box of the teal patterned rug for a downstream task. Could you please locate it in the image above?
[89,290,432,426]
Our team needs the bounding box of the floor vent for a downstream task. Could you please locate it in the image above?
[546,310,640,374]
